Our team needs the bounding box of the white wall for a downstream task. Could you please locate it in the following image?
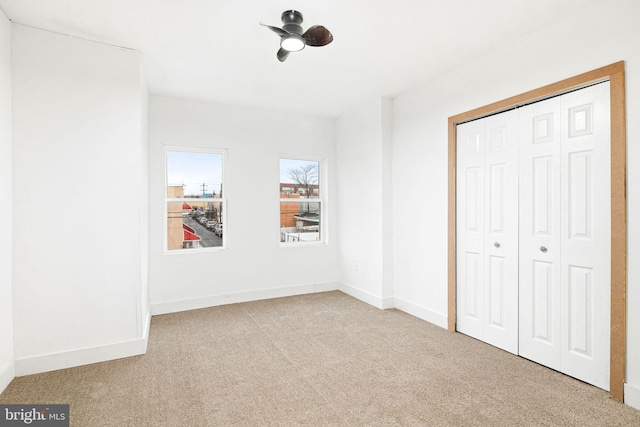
[336,98,393,308]
[11,25,149,375]
[139,72,150,338]
[0,9,14,393]
[149,96,338,313]
[390,0,640,408]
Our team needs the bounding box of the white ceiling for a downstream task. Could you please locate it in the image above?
[0,0,599,118]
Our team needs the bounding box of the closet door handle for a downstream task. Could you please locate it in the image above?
[540,246,548,253]
[494,242,501,248]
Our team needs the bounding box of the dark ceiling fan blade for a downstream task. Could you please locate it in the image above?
[277,48,290,62]
[260,22,289,37]
[302,25,333,46]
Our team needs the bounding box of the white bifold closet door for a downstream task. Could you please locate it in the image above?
[518,82,611,390]
[456,82,611,390]
[456,108,519,355]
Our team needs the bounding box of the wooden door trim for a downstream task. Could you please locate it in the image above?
[447,61,627,401]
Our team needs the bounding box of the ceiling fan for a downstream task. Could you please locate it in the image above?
[260,10,333,62]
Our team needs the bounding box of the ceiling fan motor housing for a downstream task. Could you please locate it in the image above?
[281,10,303,35]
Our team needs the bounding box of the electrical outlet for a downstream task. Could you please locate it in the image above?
[353,260,359,272]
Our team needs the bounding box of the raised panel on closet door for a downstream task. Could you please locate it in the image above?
[518,97,562,370]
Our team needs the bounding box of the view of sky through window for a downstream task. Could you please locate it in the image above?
[279,158,319,184]
[167,151,222,197]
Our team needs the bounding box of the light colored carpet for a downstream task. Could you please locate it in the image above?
[2,291,639,426]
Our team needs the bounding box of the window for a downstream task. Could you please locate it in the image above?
[279,158,323,244]
[165,148,225,252]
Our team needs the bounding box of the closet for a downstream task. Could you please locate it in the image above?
[456,82,611,390]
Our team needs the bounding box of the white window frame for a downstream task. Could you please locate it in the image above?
[279,156,326,247]
[164,146,227,254]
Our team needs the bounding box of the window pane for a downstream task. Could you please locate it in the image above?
[280,201,320,242]
[279,159,319,198]
[166,150,224,251]
[167,201,223,250]
[167,151,223,198]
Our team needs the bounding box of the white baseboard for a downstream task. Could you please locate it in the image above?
[151,282,340,315]
[338,282,394,309]
[625,383,640,411]
[393,296,448,329]
[15,326,150,377]
[0,359,15,394]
